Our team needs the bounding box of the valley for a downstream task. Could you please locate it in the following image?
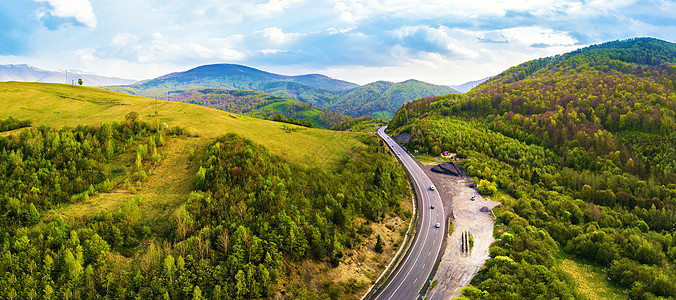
[1,36,676,300]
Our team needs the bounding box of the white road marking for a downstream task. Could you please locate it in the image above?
[376,127,444,300]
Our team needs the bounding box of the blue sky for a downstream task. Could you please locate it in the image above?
[1,0,675,85]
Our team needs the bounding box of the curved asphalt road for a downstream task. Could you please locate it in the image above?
[374,126,445,300]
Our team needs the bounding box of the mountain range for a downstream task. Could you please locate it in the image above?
[0,64,136,86]
[107,64,459,119]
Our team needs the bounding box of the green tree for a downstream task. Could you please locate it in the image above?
[375,235,384,253]
[192,286,205,300]
[28,203,40,224]
[77,78,83,86]
[235,269,248,298]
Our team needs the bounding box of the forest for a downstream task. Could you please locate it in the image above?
[389,38,676,299]
[0,114,410,299]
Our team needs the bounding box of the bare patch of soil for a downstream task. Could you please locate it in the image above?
[416,161,500,299]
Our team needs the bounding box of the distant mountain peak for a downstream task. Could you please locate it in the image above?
[0,64,136,86]
[449,77,492,93]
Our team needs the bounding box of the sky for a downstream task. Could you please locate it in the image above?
[1,0,675,85]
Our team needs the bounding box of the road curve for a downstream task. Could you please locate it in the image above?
[373,126,445,300]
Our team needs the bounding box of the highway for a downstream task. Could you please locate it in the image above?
[373,126,445,300]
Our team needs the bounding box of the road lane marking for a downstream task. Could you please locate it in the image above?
[377,128,444,300]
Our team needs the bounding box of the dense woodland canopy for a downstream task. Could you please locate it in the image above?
[0,114,410,299]
[389,37,676,299]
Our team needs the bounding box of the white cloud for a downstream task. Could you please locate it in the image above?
[477,26,578,46]
[330,0,638,25]
[258,27,303,44]
[34,0,97,28]
[391,25,481,58]
[255,0,303,18]
[259,49,287,55]
[96,32,245,64]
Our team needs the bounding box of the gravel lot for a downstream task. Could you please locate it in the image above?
[416,161,501,299]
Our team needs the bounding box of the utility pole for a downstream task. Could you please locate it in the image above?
[65,70,68,84]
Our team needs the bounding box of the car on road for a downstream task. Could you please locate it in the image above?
[471,195,476,201]
[431,205,435,209]
[435,223,440,228]
[430,184,435,191]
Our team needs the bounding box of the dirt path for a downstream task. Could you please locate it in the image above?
[417,162,500,299]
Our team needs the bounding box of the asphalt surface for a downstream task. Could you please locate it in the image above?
[373,126,445,300]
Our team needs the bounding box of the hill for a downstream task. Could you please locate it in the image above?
[114,63,358,98]
[0,82,358,166]
[327,79,459,119]
[164,88,351,128]
[388,37,676,298]
[0,82,413,299]
[107,63,458,118]
[0,64,136,86]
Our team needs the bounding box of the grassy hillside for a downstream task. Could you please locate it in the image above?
[389,38,676,298]
[164,88,351,128]
[0,81,413,299]
[0,82,360,167]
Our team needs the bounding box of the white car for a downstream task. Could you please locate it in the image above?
[435,223,440,228]
[430,185,435,191]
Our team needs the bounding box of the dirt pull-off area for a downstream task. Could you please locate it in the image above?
[416,162,500,299]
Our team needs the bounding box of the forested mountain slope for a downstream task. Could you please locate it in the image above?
[388,37,676,298]
[328,79,459,119]
[127,63,359,95]
[107,64,458,118]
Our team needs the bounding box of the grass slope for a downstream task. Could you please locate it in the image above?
[0,81,361,167]
[559,254,627,300]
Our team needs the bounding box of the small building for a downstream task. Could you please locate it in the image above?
[441,151,456,159]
